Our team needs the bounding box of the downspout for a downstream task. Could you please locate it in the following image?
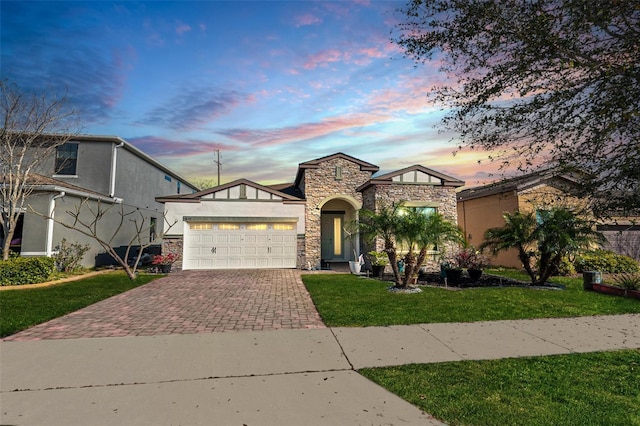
[109,140,125,197]
[46,191,65,257]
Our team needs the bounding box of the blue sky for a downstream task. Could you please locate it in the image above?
[1,1,499,187]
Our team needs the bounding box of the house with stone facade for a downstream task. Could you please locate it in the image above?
[158,153,464,270]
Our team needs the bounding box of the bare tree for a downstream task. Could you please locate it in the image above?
[1,81,77,259]
[35,198,177,279]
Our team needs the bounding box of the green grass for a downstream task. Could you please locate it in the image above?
[360,349,640,426]
[0,271,162,337]
[301,273,640,327]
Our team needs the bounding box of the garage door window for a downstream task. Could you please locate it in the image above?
[219,224,240,230]
[247,224,268,230]
[274,224,295,231]
[190,223,213,230]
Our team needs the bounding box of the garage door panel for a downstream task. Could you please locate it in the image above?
[184,222,297,270]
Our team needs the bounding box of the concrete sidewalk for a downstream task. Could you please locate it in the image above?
[2,314,639,425]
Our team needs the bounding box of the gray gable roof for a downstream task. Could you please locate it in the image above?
[156,178,304,204]
[357,164,465,192]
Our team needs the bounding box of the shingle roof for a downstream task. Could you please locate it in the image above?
[456,168,584,202]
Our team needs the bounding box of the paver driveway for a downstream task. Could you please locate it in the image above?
[4,269,325,341]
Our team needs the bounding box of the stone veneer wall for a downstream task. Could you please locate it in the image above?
[361,183,459,271]
[162,237,184,270]
[297,235,306,269]
[303,158,374,268]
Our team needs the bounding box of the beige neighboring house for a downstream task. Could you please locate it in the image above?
[157,153,464,270]
[457,169,640,268]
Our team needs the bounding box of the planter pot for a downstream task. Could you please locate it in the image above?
[348,261,361,275]
[371,265,385,278]
[444,268,463,285]
[160,264,172,273]
[467,268,483,281]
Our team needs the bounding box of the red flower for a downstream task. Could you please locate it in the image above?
[152,253,179,266]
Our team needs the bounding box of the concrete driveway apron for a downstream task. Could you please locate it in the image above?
[3,269,326,341]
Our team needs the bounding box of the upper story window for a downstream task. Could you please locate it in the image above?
[54,143,78,175]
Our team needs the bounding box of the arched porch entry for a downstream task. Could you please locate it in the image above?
[318,195,361,265]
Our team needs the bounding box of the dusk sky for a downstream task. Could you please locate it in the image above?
[2,1,503,188]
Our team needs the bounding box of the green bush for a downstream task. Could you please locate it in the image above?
[574,249,640,273]
[554,256,576,276]
[0,257,56,286]
[54,238,90,272]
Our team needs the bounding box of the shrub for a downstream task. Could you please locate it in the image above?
[368,251,389,266]
[612,273,640,290]
[455,247,489,270]
[53,239,90,272]
[555,256,577,276]
[574,250,640,273]
[0,257,56,286]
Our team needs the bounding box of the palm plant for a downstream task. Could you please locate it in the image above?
[481,207,605,285]
[401,211,463,287]
[534,208,606,284]
[360,202,463,288]
[359,202,404,286]
[481,211,538,281]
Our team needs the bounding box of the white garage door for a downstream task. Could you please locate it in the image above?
[183,222,297,270]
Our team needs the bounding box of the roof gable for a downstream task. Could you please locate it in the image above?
[457,169,585,202]
[294,152,379,187]
[156,178,304,203]
[357,165,465,191]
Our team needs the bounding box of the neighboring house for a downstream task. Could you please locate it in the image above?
[595,213,640,261]
[456,169,639,268]
[158,153,464,270]
[3,135,198,267]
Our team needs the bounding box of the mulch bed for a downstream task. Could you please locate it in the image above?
[407,272,564,290]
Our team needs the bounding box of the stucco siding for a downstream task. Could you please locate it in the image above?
[457,191,521,268]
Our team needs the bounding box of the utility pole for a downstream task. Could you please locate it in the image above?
[214,149,221,186]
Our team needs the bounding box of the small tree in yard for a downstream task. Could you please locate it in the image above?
[359,202,404,286]
[397,209,463,287]
[481,207,605,285]
[1,81,78,260]
[36,198,176,280]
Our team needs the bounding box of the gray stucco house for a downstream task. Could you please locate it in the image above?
[6,135,198,267]
[158,153,464,270]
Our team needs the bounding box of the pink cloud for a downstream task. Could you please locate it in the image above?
[294,13,322,27]
[175,22,191,35]
[218,112,392,148]
[303,49,342,70]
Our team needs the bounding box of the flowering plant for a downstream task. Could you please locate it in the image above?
[454,247,488,270]
[152,253,179,266]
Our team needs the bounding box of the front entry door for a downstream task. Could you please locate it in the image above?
[321,214,344,261]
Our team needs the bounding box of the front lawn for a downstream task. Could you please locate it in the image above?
[360,349,640,426]
[0,271,162,337]
[301,273,640,327]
